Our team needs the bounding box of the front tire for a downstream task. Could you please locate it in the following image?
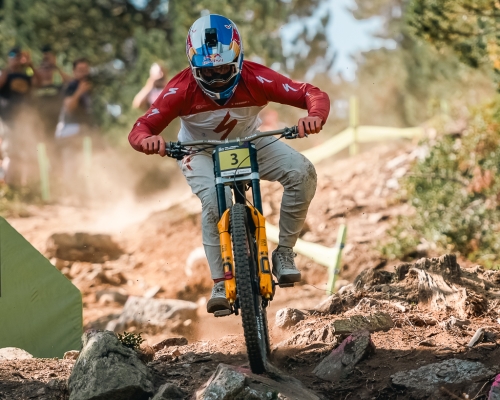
[230,203,270,374]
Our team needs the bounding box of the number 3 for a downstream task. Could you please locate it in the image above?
[231,153,238,165]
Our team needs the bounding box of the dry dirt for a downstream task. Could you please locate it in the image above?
[1,140,499,399]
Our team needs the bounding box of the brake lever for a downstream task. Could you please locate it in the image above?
[166,142,190,160]
[283,126,304,139]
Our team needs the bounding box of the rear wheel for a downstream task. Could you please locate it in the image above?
[230,203,270,374]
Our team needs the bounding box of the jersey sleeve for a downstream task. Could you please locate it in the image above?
[245,62,330,125]
[128,70,189,152]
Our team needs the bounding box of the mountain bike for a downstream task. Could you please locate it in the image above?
[165,126,300,374]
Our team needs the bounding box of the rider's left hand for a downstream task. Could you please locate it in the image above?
[298,116,322,138]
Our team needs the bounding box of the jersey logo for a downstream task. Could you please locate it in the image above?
[283,83,298,92]
[225,25,232,29]
[163,88,179,98]
[214,111,238,140]
[257,76,273,84]
[146,108,160,118]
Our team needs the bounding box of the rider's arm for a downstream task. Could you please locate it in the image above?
[245,62,330,125]
[128,69,189,152]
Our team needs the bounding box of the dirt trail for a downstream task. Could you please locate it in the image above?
[4,141,497,399]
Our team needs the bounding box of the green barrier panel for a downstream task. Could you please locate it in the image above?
[0,217,82,358]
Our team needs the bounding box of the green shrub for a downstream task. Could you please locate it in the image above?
[381,97,500,268]
[116,332,144,350]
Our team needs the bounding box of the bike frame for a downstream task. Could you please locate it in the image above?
[166,127,298,306]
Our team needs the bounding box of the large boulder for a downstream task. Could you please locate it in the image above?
[196,363,321,400]
[313,330,375,382]
[68,330,154,400]
[391,359,495,394]
[0,347,33,361]
[106,296,198,334]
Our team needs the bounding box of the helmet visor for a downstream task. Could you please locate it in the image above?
[194,63,237,88]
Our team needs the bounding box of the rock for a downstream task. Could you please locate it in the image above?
[64,350,80,360]
[96,289,128,305]
[106,296,198,333]
[153,337,188,351]
[0,347,33,361]
[332,312,394,334]
[439,316,471,330]
[46,232,123,263]
[196,363,321,400]
[313,330,375,382]
[489,374,500,400]
[391,358,495,394]
[152,383,187,400]
[197,364,245,399]
[484,270,500,285]
[137,344,155,363]
[314,294,344,314]
[394,254,489,318]
[53,258,72,271]
[354,268,394,288]
[467,327,485,347]
[275,324,337,349]
[68,330,154,400]
[275,308,306,329]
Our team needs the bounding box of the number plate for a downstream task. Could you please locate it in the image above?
[218,147,252,177]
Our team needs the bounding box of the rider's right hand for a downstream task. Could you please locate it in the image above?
[141,135,166,156]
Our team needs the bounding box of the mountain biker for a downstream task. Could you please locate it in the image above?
[128,14,330,314]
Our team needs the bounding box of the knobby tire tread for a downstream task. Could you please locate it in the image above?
[230,203,268,374]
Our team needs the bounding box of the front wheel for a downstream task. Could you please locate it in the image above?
[230,203,270,374]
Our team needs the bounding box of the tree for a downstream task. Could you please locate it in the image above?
[408,0,500,85]
[351,0,493,126]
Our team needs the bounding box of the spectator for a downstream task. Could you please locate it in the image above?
[54,58,94,197]
[132,62,167,110]
[35,45,72,137]
[0,47,39,122]
[55,58,94,139]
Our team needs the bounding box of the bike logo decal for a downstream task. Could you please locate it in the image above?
[256,76,273,84]
[163,88,179,98]
[214,111,238,139]
[146,108,160,118]
[283,83,298,92]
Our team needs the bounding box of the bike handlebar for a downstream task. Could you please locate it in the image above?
[165,126,299,160]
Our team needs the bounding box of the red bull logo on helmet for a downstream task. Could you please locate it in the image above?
[203,53,224,65]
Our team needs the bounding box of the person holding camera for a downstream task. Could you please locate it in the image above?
[55,58,94,139]
[132,62,168,110]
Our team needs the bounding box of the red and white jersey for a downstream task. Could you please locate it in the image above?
[128,61,330,151]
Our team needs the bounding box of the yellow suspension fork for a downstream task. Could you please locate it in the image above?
[248,206,274,300]
[217,209,237,304]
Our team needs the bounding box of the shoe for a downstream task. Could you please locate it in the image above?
[207,281,230,313]
[272,246,301,284]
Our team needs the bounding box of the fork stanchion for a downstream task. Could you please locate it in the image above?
[326,224,347,295]
[37,143,50,202]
